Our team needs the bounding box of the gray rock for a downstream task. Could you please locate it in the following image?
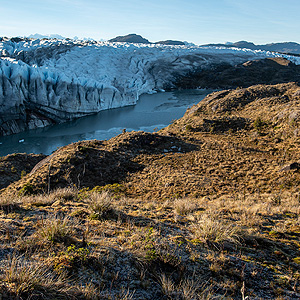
[279,162,300,172]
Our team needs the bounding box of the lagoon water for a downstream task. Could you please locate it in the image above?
[0,89,211,156]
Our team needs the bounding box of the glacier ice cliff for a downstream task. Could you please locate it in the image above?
[0,37,299,136]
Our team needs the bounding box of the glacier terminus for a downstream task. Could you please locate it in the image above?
[1,37,299,136]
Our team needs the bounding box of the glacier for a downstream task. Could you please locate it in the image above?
[1,37,300,136]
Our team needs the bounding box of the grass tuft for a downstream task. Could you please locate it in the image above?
[173,197,198,216]
[37,215,76,244]
[88,191,116,220]
[50,187,78,202]
[190,214,241,245]
[1,254,73,299]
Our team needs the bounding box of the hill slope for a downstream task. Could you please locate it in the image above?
[175,57,300,89]
[1,83,300,299]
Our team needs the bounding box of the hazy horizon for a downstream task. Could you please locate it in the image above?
[3,33,300,47]
[1,0,299,45]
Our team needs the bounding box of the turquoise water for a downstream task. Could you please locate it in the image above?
[0,89,211,156]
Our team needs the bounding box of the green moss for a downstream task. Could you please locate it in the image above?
[66,244,90,262]
[293,257,300,264]
[185,124,194,132]
[92,183,126,195]
[18,183,34,196]
[145,249,158,261]
[77,145,90,153]
[189,238,202,245]
[253,116,268,134]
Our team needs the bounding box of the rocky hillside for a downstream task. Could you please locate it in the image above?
[4,82,300,198]
[0,82,300,299]
[204,41,300,55]
[175,57,300,89]
[0,153,46,190]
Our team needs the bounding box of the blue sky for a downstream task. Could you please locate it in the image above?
[0,0,299,44]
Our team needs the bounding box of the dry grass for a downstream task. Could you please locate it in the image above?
[0,195,21,213]
[36,215,77,244]
[1,254,73,299]
[0,219,11,235]
[23,194,55,207]
[0,83,300,299]
[190,214,241,245]
[49,187,78,202]
[88,191,116,220]
[158,273,176,298]
[0,188,299,299]
[158,273,223,300]
[173,197,198,216]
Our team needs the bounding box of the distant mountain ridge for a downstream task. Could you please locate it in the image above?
[108,33,185,45]
[204,41,300,55]
[28,33,66,40]
[25,33,185,45]
[107,36,300,52]
[108,34,151,44]
[23,35,300,54]
[155,40,185,46]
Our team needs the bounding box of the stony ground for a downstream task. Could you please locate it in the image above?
[0,82,300,299]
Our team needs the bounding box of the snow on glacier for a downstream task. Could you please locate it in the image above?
[38,41,300,97]
[0,38,300,123]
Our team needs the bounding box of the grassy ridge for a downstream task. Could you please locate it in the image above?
[1,82,300,299]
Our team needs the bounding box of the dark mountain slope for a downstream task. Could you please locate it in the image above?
[204,41,300,54]
[108,34,151,44]
[175,57,300,89]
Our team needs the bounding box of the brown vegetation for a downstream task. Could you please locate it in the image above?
[1,82,300,299]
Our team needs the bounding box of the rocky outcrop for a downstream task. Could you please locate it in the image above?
[0,112,54,136]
